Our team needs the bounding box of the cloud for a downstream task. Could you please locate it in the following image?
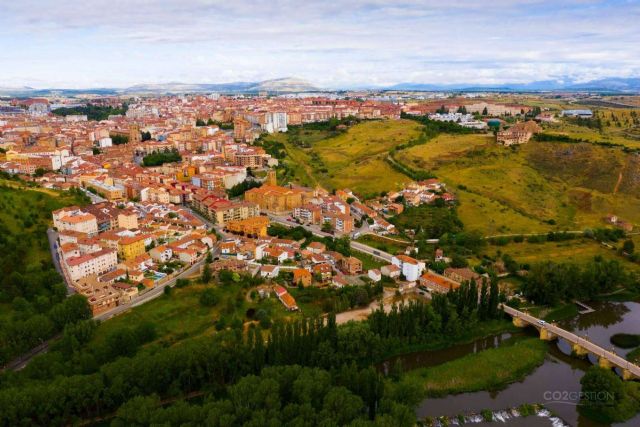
[0,0,639,87]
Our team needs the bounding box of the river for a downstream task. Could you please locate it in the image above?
[394,301,640,427]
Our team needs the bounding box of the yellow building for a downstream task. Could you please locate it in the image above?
[118,235,147,261]
[244,185,310,214]
[226,216,270,237]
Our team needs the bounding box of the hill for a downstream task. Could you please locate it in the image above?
[264,119,423,197]
[0,181,90,366]
[400,136,640,234]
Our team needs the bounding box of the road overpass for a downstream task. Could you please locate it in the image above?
[503,304,640,380]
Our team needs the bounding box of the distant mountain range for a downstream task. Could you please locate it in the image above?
[1,76,640,97]
[0,78,320,97]
[386,77,640,93]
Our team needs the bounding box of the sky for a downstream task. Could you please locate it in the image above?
[1,0,639,89]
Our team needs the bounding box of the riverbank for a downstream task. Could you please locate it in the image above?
[379,318,518,362]
[398,336,547,398]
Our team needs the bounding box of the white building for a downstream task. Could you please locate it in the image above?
[391,255,426,282]
[53,207,99,236]
[264,112,288,133]
[66,249,118,282]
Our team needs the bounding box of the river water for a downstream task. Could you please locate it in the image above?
[396,301,640,427]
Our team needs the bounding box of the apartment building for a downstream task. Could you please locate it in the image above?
[53,206,99,236]
[391,254,426,282]
[66,248,118,282]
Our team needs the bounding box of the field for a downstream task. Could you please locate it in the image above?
[269,119,423,197]
[91,281,298,348]
[481,239,640,273]
[356,234,411,255]
[397,337,547,397]
[400,134,640,235]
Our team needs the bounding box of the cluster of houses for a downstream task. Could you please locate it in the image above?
[52,202,214,315]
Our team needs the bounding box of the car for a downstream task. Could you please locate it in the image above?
[538,320,546,325]
[373,250,380,255]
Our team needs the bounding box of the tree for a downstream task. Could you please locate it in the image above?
[622,239,635,254]
[322,221,333,233]
[195,118,206,126]
[482,107,488,116]
[48,294,92,330]
[199,288,219,307]
[201,264,212,284]
[580,366,622,408]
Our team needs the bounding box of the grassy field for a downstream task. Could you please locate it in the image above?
[398,337,547,397]
[270,119,423,197]
[91,281,299,348]
[400,134,640,234]
[356,234,410,255]
[482,239,640,273]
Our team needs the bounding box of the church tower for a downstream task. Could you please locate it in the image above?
[129,124,141,145]
[265,169,277,186]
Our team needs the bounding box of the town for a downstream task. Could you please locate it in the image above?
[0,93,550,317]
[2,2,640,425]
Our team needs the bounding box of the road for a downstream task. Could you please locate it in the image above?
[267,215,394,262]
[335,288,411,324]
[95,255,207,321]
[47,228,75,295]
[503,305,640,376]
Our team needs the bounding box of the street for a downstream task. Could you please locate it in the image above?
[267,214,394,262]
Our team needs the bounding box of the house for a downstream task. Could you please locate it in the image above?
[399,281,417,294]
[307,241,326,254]
[444,267,485,286]
[260,265,280,279]
[175,248,198,265]
[391,255,425,282]
[313,263,333,283]
[273,285,298,311]
[381,264,401,279]
[368,269,382,282]
[293,268,312,287]
[340,256,363,275]
[332,275,349,288]
[149,245,173,263]
[419,271,460,293]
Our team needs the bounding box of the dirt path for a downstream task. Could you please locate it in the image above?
[613,170,623,194]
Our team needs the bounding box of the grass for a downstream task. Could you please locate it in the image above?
[542,304,579,322]
[397,131,640,234]
[91,281,300,348]
[356,234,410,255]
[352,250,387,270]
[268,119,423,197]
[398,337,547,397]
[481,239,640,273]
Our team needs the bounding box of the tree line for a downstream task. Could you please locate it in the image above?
[142,148,182,167]
[0,277,505,425]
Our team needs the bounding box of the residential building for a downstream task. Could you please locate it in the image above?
[391,255,425,281]
[419,271,460,293]
[66,248,118,282]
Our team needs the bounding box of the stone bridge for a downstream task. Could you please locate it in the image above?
[503,305,640,380]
